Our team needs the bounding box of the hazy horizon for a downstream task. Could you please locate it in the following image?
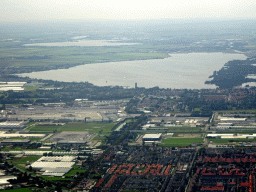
[1,0,256,23]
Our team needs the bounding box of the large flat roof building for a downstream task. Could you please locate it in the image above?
[0,131,45,139]
[1,139,31,145]
[142,133,162,141]
[0,121,26,129]
[30,156,76,176]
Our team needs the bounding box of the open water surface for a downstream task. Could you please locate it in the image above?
[19,52,247,89]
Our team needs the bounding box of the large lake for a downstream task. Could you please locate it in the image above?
[19,53,247,89]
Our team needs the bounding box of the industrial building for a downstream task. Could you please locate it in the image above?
[0,82,26,91]
[142,133,162,141]
[0,121,26,129]
[219,117,247,122]
[37,156,76,162]
[207,133,256,139]
[0,139,31,146]
[0,176,17,188]
[30,156,77,176]
[0,131,45,139]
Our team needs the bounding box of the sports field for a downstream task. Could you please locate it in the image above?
[161,138,204,147]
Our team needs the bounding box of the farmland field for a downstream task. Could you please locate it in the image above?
[0,30,168,69]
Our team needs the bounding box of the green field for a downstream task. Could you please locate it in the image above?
[40,176,72,181]
[28,122,115,141]
[8,156,41,172]
[23,85,40,92]
[161,138,204,147]
[58,122,115,132]
[65,169,87,177]
[1,24,172,69]
[0,40,168,68]
[153,126,202,132]
[29,125,59,132]
[3,147,51,151]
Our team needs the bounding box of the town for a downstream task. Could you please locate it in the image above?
[1,80,256,191]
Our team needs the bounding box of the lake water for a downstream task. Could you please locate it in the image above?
[19,52,247,89]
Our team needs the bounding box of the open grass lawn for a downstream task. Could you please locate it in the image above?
[3,147,29,151]
[11,156,40,164]
[30,122,115,133]
[28,137,42,142]
[93,135,108,141]
[8,156,41,172]
[40,176,72,181]
[65,169,87,177]
[126,119,134,123]
[3,147,50,152]
[29,125,59,132]
[161,138,204,147]
[58,122,116,133]
[23,86,40,92]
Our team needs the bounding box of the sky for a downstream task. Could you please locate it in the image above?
[1,0,256,22]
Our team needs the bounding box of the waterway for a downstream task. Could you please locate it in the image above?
[19,52,247,89]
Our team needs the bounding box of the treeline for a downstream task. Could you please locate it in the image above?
[206,57,256,88]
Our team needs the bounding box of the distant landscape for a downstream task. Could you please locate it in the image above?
[1,20,256,88]
[2,19,256,192]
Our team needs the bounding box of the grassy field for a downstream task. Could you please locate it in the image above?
[28,122,116,140]
[0,41,168,68]
[3,147,51,151]
[1,24,172,69]
[8,156,41,172]
[144,126,203,134]
[29,125,59,132]
[65,169,87,177]
[58,122,116,133]
[161,138,204,147]
[23,85,40,92]
[40,176,72,181]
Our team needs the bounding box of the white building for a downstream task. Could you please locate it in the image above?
[142,133,162,141]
